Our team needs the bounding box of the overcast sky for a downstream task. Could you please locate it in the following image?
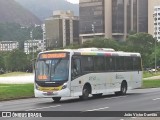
[67,0,79,4]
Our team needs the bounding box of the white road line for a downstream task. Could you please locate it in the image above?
[86,107,109,111]
[25,105,61,111]
[131,117,137,119]
[104,96,127,100]
[153,98,160,101]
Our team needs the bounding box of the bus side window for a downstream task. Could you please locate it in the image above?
[71,58,81,80]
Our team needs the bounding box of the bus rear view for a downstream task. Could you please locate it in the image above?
[34,52,70,102]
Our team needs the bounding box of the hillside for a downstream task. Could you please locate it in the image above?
[0,0,41,26]
[15,0,79,21]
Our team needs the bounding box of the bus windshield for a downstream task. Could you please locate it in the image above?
[36,59,69,82]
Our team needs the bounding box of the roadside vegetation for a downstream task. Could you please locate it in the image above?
[143,80,160,88]
[0,84,34,101]
[143,71,160,78]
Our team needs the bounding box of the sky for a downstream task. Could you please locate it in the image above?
[67,0,79,4]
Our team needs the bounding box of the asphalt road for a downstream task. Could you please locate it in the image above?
[0,74,34,84]
[0,88,160,120]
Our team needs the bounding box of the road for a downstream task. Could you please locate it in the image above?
[0,74,34,84]
[0,88,160,120]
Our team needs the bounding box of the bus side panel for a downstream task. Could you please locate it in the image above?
[70,71,142,97]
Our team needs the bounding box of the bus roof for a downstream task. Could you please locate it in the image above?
[39,48,141,57]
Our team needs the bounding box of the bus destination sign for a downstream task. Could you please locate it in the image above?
[40,53,66,59]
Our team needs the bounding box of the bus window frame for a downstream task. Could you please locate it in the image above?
[71,56,82,80]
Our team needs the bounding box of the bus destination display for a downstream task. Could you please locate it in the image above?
[40,53,66,59]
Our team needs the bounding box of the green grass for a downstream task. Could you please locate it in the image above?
[143,71,160,78]
[0,72,33,77]
[142,80,160,88]
[0,84,34,101]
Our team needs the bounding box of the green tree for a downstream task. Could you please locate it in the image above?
[0,53,5,70]
[5,49,28,72]
[126,32,155,67]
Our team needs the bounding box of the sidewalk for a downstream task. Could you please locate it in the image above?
[143,75,160,80]
[0,74,34,84]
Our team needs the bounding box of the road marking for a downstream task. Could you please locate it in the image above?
[153,98,160,101]
[131,117,137,119]
[25,105,61,111]
[104,96,127,100]
[86,107,109,111]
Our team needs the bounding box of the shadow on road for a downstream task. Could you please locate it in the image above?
[36,93,142,105]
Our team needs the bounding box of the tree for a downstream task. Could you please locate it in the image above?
[0,53,5,70]
[5,49,28,72]
[126,32,155,67]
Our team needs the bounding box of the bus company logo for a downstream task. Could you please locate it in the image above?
[116,74,124,79]
[2,112,11,117]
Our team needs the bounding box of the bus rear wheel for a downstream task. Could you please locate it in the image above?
[120,82,127,95]
[52,97,61,102]
[115,82,127,96]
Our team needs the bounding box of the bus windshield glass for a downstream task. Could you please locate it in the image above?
[36,59,69,82]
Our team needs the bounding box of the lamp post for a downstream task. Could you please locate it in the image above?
[92,22,96,38]
[155,38,157,73]
[30,30,34,73]
[153,13,157,73]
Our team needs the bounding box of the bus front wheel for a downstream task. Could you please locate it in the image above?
[52,97,61,102]
[79,85,90,100]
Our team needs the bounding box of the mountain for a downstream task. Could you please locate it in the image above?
[0,0,41,26]
[15,0,79,21]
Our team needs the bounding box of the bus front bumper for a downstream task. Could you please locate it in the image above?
[34,88,70,98]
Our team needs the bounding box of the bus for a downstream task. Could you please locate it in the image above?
[34,48,142,102]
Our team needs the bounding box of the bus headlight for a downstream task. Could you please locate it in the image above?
[62,83,67,90]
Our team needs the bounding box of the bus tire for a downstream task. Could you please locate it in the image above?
[115,81,127,96]
[52,97,61,102]
[79,84,91,100]
[120,81,127,95]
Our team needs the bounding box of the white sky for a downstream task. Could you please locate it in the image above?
[67,0,79,4]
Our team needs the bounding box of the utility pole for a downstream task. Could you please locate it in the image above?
[30,30,34,73]
[153,13,157,74]
[92,24,95,37]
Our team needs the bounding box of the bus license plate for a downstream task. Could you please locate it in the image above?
[44,92,58,96]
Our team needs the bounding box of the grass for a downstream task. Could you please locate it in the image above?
[0,72,33,77]
[0,84,34,101]
[143,71,160,78]
[142,80,160,88]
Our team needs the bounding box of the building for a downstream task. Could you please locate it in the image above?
[45,10,79,49]
[79,0,148,42]
[148,0,160,41]
[0,41,19,51]
[24,40,44,54]
[153,6,160,41]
